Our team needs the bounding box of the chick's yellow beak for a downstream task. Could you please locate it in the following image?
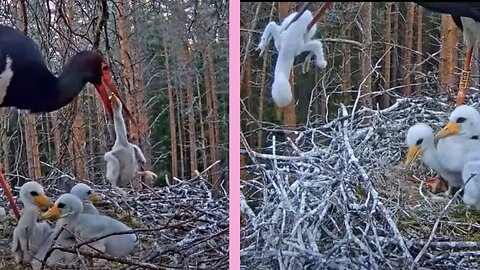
[89,192,102,204]
[33,194,53,210]
[41,205,61,221]
[435,121,460,140]
[405,145,421,167]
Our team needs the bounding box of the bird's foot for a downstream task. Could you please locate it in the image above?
[425,176,448,194]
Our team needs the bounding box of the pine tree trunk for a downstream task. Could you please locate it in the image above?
[403,2,415,96]
[244,49,254,147]
[131,0,152,186]
[183,43,198,177]
[206,45,221,190]
[115,0,140,145]
[341,4,352,104]
[176,89,185,179]
[65,0,87,181]
[115,0,142,188]
[381,2,392,108]
[203,45,219,187]
[196,73,208,171]
[392,3,400,87]
[415,6,424,93]
[17,0,41,181]
[279,2,297,140]
[360,2,372,108]
[162,35,178,179]
[257,4,275,148]
[439,15,459,96]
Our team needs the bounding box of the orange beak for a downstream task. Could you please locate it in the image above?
[94,66,137,127]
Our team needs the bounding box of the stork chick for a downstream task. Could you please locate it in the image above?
[263,9,327,108]
[11,181,53,264]
[70,183,101,215]
[104,94,148,196]
[42,194,139,257]
[405,123,462,195]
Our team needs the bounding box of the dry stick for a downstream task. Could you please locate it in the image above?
[411,173,476,268]
[340,104,414,264]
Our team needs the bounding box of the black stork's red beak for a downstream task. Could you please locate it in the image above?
[94,61,137,126]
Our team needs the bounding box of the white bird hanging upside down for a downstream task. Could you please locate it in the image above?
[103,94,157,196]
[257,8,327,108]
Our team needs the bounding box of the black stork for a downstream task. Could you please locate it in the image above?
[0,25,136,220]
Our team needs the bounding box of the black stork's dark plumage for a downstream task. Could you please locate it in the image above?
[0,25,135,220]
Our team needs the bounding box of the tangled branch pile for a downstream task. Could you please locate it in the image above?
[241,95,480,269]
[0,172,228,270]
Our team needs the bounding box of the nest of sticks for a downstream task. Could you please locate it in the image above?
[0,169,229,270]
[241,95,480,269]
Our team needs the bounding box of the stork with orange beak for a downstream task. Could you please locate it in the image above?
[0,25,136,220]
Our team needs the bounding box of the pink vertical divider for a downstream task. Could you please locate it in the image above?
[229,0,240,269]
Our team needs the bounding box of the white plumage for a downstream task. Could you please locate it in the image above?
[104,94,150,196]
[70,183,101,215]
[405,123,462,194]
[257,9,327,108]
[435,105,480,207]
[11,181,54,264]
[42,193,138,257]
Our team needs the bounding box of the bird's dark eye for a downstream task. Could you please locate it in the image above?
[30,191,38,196]
[58,203,65,209]
[472,135,479,140]
[87,190,91,195]
[416,139,423,145]
[457,117,466,123]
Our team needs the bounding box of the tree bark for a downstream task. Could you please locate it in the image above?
[415,6,424,94]
[438,15,459,96]
[403,2,415,96]
[115,0,140,145]
[183,43,198,177]
[131,0,152,186]
[17,0,42,181]
[163,35,178,179]
[341,4,352,104]
[360,2,372,108]
[257,4,275,148]
[207,44,222,190]
[65,0,87,181]
[244,48,254,147]
[392,3,400,87]
[279,2,297,140]
[381,2,392,108]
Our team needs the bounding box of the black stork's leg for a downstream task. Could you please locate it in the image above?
[456,46,473,106]
[0,163,20,220]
